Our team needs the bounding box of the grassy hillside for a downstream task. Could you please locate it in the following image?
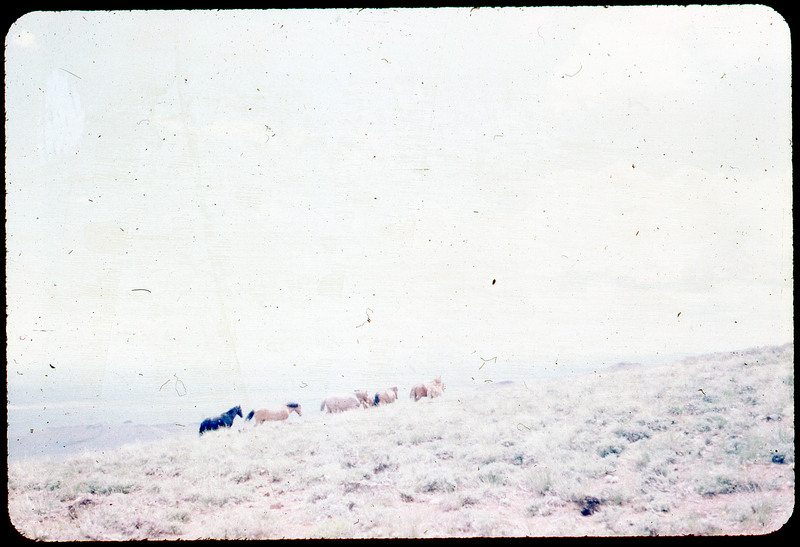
[8,343,794,539]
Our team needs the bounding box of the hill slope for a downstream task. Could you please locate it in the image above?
[8,343,794,538]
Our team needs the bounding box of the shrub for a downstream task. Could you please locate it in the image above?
[416,476,457,494]
[523,467,553,495]
[478,461,513,486]
[598,444,626,458]
[696,475,761,497]
[615,427,650,443]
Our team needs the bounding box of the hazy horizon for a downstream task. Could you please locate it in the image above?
[6,343,785,441]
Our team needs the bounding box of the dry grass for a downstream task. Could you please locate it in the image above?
[8,343,794,539]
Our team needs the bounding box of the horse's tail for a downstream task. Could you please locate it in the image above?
[320,399,327,412]
[374,393,380,406]
[246,410,254,421]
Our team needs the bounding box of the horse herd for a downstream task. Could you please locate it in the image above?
[198,376,445,435]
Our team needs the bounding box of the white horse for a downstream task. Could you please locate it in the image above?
[374,386,399,405]
[320,392,369,413]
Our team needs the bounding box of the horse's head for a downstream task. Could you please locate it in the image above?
[287,403,301,416]
[234,405,243,418]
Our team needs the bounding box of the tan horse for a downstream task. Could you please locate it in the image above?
[353,390,372,407]
[374,386,399,405]
[410,376,444,402]
[246,403,301,425]
[409,383,427,401]
[320,393,369,413]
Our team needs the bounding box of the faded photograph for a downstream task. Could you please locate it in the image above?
[6,7,793,539]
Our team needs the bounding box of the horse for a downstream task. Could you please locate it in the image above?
[374,386,399,405]
[199,405,243,435]
[245,403,301,425]
[320,392,369,413]
[353,390,372,407]
[409,383,427,401]
[410,376,444,402]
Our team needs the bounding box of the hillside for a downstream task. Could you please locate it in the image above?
[8,343,794,538]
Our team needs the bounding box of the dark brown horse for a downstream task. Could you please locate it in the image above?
[199,405,243,435]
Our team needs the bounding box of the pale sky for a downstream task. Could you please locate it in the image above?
[5,7,793,420]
